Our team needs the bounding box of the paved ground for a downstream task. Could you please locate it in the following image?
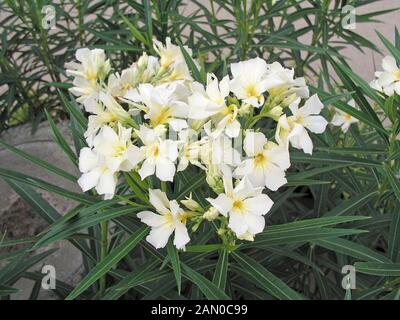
[0,122,83,299]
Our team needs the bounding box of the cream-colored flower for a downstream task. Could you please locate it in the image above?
[188,74,230,119]
[207,170,273,240]
[77,124,139,199]
[85,92,132,146]
[137,189,190,249]
[153,37,192,81]
[66,48,111,110]
[134,125,179,182]
[331,100,359,133]
[125,83,188,131]
[276,94,328,154]
[264,62,309,106]
[370,55,400,96]
[235,131,290,191]
[230,57,269,107]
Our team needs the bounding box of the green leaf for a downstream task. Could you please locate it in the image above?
[175,171,205,200]
[0,249,57,285]
[102,260,165,300]
[388,212,400,262]
[121,15,149,47]
[212,249,229,291]
[0,285,20,297]
[377,32,400,64]
[249,227,366,248]
[179,44,203,82]
[35,206,146,248]
[267,215,370,233]
[124,172,150,205]
[44,109,77,167]
[0,139,77,182]
[0,167,96,204]
[66,226,148,300]
[232,252,303,300]
[181,263,230,300]
[59,91,87,130]
[185,244,225,253]
[4,179,61,223]
[328,57,386,112]
[383,164,400,204]
[291,152,381,167]
[355,262,400,276]
[312,85,387,138]
[324,190,378,216]
[143,0,153,45]
[167,241,182,295]
[313,238,391,263]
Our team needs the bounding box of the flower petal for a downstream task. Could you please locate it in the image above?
[244,131,267,156]
[138,158,156,180]
[146,224,175,249]
[174,221,190,250]
[137,210,166,227]
[303,115,328,134]
[228,212,248,236]
[243,194,274,216]
[206,194,232,217]
[148,189,170,213]
[95,170,117,196]
[155,158,176,182]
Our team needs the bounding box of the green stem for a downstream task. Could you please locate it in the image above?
[99,220,108,296]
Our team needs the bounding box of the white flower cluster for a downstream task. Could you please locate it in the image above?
[66,38,328,249]
[370,55,400,96]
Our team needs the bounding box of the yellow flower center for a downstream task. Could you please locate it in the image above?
[152,144,160,158]
[99,111,117,123]
[220,104,237,117]
[232,199,244,212]
[164,213,174,225]
[113,144,126,157]
[343,113,353,122]
[85,69,97,81]
[179,212,188,225]
[254,152,267,167]
[245,84,258,97]
[160,55,173,69]
[167,70,184,81]
[394,69,400,81]
[164,211,189,225]
[152,108,172,127]
[122,83,131,91]
[294,115,304,125]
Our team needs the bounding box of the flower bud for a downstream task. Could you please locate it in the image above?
[238,232,254,242]
[137,53,149,70]
[206,172,224,194]
[203,207,219,221]
[238,103,252,116]
[265,106,283,121]
[181,194,201,211]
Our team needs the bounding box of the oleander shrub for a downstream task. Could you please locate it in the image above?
[0,0,399,300]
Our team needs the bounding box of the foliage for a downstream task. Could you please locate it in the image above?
[0,0,395,131]
[0,0,399,300]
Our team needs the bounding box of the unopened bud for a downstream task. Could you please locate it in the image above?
[238,232,254,242]
[265,106,283,121]
[181,194,201,211]
[137,53,149,70]
[206,172,224,194]
[203,207,219,221]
